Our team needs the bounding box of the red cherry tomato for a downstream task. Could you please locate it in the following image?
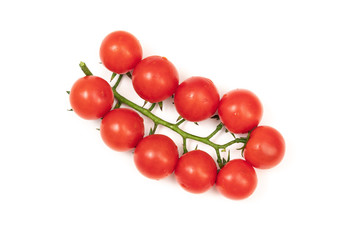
[100,108,144,151]
[174,77,219,122]
[175,150,217,194]
[132,56,179,103]
[99,31,142,74]
[218,89,263,134]
[69,76,114,120]
[216,159,257,200]
[244,126,285,169]
[134,134,179,180]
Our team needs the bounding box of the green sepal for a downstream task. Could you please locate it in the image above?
[211,114,220,120]
[142,101,148,107]
[110,72,117,81]
[158,101,163,111]
[126,72,132,79]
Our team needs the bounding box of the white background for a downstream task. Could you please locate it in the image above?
[1,0,360,239]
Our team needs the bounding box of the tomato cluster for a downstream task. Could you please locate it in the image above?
[69,30,285,200]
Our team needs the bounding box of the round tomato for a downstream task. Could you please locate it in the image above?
[134,134,179,180]
[218,89,263,134]
[174,77,219,122]
[244,126,285,169]
[132,56,179,103]
[216,159,257,200]
[69,76,114,120]
[100,108,144,151]
[99,31,142,74]
[175,150,217,194]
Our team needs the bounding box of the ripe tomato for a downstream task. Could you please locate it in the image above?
[218,89,263,134]
[216,159,257,200]
[134,134,179,180]
[132,56,179,103]
[100,108,144,151]
[174,77,219,122]
[244,126,285,169]
[69,76,114,120]
[99,31,142,74]
[175,150,217,194]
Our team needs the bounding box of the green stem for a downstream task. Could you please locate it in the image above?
[148,103,156,111]
[80,62,243,168]
[149,122,159,135]
[113,74,123,89]
[176,118,186,126]
[79,62,93,76]
[153,122,158,132]
[206,123,223,139]
[182,137,188,154]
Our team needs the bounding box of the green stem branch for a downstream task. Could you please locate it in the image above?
[206,123,223,140]
[176,118,186,126]
[113,74,123,89]
[112,91,242,162]
[182,137,188,154]
[148,103,156,111]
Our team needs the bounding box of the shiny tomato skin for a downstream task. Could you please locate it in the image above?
[175,150,217,194]
[216,159,257,200]
[244,126,285,169]
[174,77,220,122]
[100,31,142,74]
[100,108,144,151]
[134,134,179,180]
[132,56,179,103]
[218,89,263,134]
[70,76,114,120]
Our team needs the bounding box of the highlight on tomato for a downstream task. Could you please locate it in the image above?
[100,108,144,151]
[100,31,143,74]
[218,89,263,134]
[216,159,257,200]
[175,150,217,194]
[174,76,219,122]
[244,126,285,169]
[134,134,179,180]
[69,76,114,120]
[132,56,179,103]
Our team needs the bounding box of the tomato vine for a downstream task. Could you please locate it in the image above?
[79,62,248,168]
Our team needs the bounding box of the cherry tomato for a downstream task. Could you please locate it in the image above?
[134,134,179,180]
[69,76,114,120]
[100,108,144,151]
[216,159,257,200]
[218,89,263,134]
[175,150,217,194]
[174,77,219,122]
[244,126,285,169]
[99,31,142,74]
[132,56,179,103]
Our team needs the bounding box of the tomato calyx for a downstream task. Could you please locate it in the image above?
[217,150,231,169]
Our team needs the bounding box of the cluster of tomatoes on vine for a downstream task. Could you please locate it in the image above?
[69,30,285,200]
